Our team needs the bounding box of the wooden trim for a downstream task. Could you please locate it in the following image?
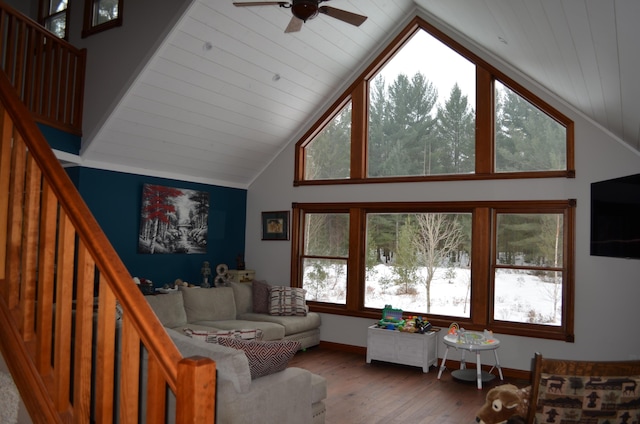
[35,181,56,375]
[475,68,494,175]
[0,110,12,280]
[119,316,141,423]
[53,210,74,411]
[73,243,96,422]
[350,81,367,179]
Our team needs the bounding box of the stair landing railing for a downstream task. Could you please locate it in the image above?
[0,1,84,135]
[0,56,215,424]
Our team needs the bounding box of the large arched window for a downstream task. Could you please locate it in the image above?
[294,17,574,186]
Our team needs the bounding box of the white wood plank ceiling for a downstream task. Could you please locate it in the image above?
[79,0,640,189]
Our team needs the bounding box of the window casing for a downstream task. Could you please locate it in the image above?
[294,17,574,186]
[292,201,575,341]
[82,0,122,38]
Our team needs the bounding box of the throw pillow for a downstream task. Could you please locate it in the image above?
[252,280,271,314]
[534,373,640,424]
[217,338,300,379]
[268,286,307,316]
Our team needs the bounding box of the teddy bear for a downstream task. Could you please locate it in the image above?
[475,384,531,424]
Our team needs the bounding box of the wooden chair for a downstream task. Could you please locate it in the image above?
[527,352,640,423]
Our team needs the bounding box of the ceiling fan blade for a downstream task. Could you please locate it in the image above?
[233,2,288,6]
[319,6,367,26]
[285,16,303,33]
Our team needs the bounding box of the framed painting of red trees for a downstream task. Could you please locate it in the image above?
[138,184,209,254]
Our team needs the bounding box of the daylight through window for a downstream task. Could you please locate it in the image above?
[293,201,575,341]
[294,18,574,185]
[83,0,123,37]
[40,0,69,39]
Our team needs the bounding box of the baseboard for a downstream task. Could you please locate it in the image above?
[317,340,531,381]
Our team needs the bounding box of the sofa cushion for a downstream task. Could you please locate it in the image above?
[230,281,253,315]
[193,319,285,341]
[181,286,236,322]
[252,280,271,314]
[237,312,321,336]
[145,292,188,328]
[268,286,307,316]
[217,338,300,379]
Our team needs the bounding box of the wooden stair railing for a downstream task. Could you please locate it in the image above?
[0,1,85,135]
[0,69,216,422]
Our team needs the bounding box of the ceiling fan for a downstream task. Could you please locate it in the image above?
[233,0,368,33]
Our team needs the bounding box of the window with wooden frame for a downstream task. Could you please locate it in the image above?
[291,200,575,341]
[82,0,122,38]
[39,0,69,40]
[294,17,574,186]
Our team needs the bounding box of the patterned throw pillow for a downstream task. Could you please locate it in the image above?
[217,338,300,379]
[268,286,307,316]
[252,280,271,314]
[534,373,640,424]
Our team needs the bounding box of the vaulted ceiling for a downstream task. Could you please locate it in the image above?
[79,0,640,189]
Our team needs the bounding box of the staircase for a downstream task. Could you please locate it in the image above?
[0,3,216,423]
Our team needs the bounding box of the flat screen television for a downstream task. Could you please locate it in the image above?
[590,173,640,259]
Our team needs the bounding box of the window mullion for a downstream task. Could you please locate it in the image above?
[350,81,367,179]
[475,68,493,175]
[346,208,363,311]
[471,207,491,325]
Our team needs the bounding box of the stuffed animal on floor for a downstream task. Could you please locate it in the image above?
[475,384,531,424]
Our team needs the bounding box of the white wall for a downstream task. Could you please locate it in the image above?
[245,30,640,373]
[67,0,193,146]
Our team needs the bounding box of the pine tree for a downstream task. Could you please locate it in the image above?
[436,84,475,174]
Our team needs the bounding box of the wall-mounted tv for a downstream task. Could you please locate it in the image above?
[590,173,640,260]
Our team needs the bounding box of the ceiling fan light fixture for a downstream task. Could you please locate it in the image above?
[291,0,319,22]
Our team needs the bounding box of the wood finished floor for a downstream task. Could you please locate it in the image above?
[289,346,529,424]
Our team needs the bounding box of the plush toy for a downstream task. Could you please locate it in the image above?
[475,384,531,424]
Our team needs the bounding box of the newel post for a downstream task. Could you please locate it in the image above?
[176,356,216,423]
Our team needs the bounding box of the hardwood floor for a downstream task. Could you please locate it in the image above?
[289,346,529,424]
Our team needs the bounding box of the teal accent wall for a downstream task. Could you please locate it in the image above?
[73,167,247,286]
[38,124,81,154]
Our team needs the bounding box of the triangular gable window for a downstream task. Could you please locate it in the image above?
[294,17,573,185]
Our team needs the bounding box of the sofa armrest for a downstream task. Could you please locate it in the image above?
[217,367,314,424]
[166,328,252,393]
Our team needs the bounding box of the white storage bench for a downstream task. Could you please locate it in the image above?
[366,324,438,373]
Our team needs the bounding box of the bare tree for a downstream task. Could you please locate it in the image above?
[412,213,465,313]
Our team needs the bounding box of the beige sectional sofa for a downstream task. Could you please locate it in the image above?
[144,281,325,424]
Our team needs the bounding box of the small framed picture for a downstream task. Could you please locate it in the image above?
[262,211,289,241]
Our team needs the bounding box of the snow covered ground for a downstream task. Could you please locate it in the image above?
[306,263,561,326]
